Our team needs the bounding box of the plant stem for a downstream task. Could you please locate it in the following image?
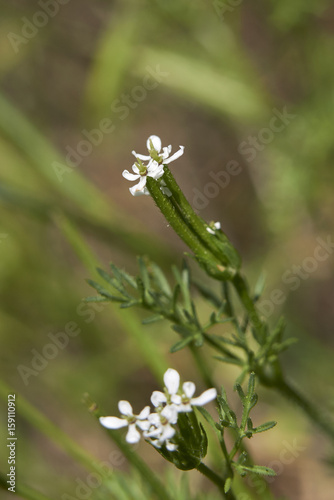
[146,177,215,262]
[197,463,235,499]
[231,273,264,333]
[189,344,216,389]
[274,377,334,441]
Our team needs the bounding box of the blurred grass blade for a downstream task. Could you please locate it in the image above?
[0,92,116,222]
[84,11,137,118]
[137,48,268,122]
[0,471,54,500]
[55,213,169,381]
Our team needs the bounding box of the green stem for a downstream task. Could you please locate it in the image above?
[189,344,216,389]
[232,273,264,333]
[146,177,215,262]
[162,168,225,261]
[274,378,334,441]
[197,463,235,499]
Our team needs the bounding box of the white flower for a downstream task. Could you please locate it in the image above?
[99,400,150,444]
[123,135,184,197]
[206,221,221,235]
[144,405,178,450]
[132,135,184,167]
[152,368,217,413]
[122,161,164,197]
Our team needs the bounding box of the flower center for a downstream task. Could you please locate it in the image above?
[135,159,147,175]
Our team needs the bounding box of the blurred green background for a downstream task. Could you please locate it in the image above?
[1,0,334,499]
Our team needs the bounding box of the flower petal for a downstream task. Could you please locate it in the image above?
[126,424,141,443]
[129,176,147,196]
[151,391,167,407]
[161,145,172,159]
[149,167,164,180]
[161,405,178,425]
[214,222,221,230]
[137,419,150,431]
[99,416,128,429]
[183,381,196,399]
[118,400,133,416]
[164,368,180,395]
[160,425,175,442]
[147,135,161,153]
[138,406,151,419]
[163,146,184,164]
[190,388,217,407]
[132,150,150,161]
[166,441,178,451]
[122,170,140,181]
[206,227,215,235]
[171,394,182,406]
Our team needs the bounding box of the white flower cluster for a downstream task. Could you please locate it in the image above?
[122,135,184,196]
[99,368,217,451]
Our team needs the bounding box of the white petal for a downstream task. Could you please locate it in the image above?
[149,438,161,448]
[151,391,167,407]
[163,146,184,164]
[183,381,196,398]
[148,413,160,426]
[149,166,164,180]
[122,170,140,181]
[99,416,128,429]
[191,388,217,407]
[214,222,221,230]
[206,227,215,234]
[132,164,140,174]
[129,177,147,196]
[147,135,161,153]
[160,425,175,442]
[166,441,178,451]
[137,419,150,431]
[138,406,150,419]
[171,394,182,406]
[132,150,150,161]
[161,145,172,159]
[126,424,141,443]
[178,403,192,413]
[164,368,180,395]
[118,400,133,416]
[161,405,178,424]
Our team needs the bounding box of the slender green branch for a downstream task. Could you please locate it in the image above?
[196,463,235,499]
[274,378,334,441]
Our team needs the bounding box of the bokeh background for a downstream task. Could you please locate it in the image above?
[1,0,334,499]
